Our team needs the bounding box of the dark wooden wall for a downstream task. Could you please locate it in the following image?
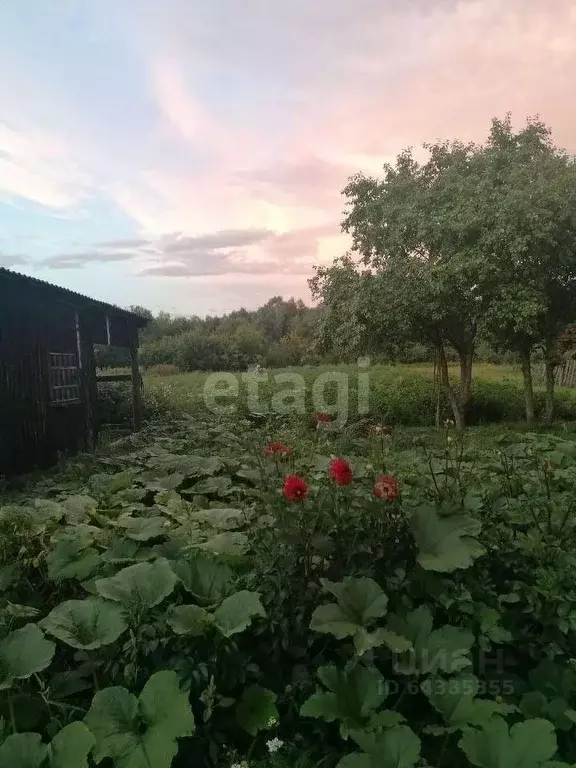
[0,282,138,476]
[0,299,88,475]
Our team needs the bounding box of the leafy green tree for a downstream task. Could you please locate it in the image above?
[320,141,486,428]
[476,117,576,424]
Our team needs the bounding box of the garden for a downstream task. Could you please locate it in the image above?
[2,404,576,767]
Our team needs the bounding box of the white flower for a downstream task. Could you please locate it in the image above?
[266,738,284,754]
[267,716,278,727]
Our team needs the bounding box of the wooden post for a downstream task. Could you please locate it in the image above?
[129,341,143,432]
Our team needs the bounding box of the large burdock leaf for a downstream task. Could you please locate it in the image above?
[300,664,386,737]
[236,685,278,735]
[193,508,243,530]
[63,495,97,524]
[213,591,265,637]
[351,725,421,768]
[410,505,485,572]
[0,732,47,767]
[171,554,233,605]
[387,605,473,676]
[201,532,249,558]
[167,605,213,636]
[336,755,371,768]
[95,558,177,609]
[0,623,55,690]
[422,674,511,732]
[40,599,127,650]
[458,717,559,767]
[47,539,102,583]
[116,515,169,542]
[310,578,391,656]
[48,722,95,768]
[85,670,194,768]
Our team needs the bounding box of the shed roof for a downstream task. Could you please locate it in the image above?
[0,268,149,327]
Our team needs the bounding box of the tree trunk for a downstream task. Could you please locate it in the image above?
[544,359,556,425]
[519,349,535,427]
[458,346,474,421]
[438,342,464,430]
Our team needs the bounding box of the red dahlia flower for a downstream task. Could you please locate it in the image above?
[373,475,399,501]
[282,475,309,503]
[264,441,292,458]
[314,412,333,423]
[329,458,353,486]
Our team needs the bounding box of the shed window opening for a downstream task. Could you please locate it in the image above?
[49,352,81,404]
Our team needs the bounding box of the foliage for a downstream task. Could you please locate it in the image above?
[313,116,576,429]
[3,414,576,766]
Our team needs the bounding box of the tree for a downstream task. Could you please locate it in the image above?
[336,141,488,428]
[316,115,576,428]
[473,117,576,424]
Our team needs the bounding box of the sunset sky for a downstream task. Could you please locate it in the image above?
[1,0,575,315]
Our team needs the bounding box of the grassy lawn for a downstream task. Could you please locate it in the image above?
[140,362,576,427]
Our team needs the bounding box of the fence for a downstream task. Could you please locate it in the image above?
[536,360,576,388]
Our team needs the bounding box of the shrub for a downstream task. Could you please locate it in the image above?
[3,417,576,766]
[96,381,133,426]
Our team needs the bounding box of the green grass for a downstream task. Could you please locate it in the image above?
[141,363,576,427]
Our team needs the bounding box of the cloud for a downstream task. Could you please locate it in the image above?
[35,224,341,277]
[162,229,273,254]
[0,253,28,268]
[144,224,340,277]
[42,250,138,269]
[2,0,576,313]
[96,238,151,249]
[0,123,88,209]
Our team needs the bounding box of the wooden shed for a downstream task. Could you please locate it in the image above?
[0,268,149,476]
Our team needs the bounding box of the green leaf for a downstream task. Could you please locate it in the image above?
[213,591,265,637]
[236,685,278,735]
[477,606,513,644]
[0,732,47,768]
[95,558,177,610]
[171,554,233,605]
[351,725,421,768]
[63,495,97,523]
[458,717,558,768]
[521,691,576,732]
[167,605,213,636]
[200,532,249,557]
[48,722,95,768]
[189,476,232,495]
[300,664,386,737]
[422,674,509,730]
[192,508,243,530]
[117,515,169,541]
[91,470,133,496]
[0,565,21,592]
[529,660,576,700]
[310,578,389,656]
[0,623,55,690]
[387,605,473,675]
[47,539,102,583]
[85,670,194,768]
[40,599,127,650]
[336,755,371,768]
[410,505,485,572]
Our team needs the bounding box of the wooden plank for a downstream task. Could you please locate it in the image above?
[129,342,143,432]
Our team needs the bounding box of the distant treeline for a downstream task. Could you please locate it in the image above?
[95,296,514,372]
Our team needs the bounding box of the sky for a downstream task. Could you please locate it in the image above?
[1,0,575,316]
